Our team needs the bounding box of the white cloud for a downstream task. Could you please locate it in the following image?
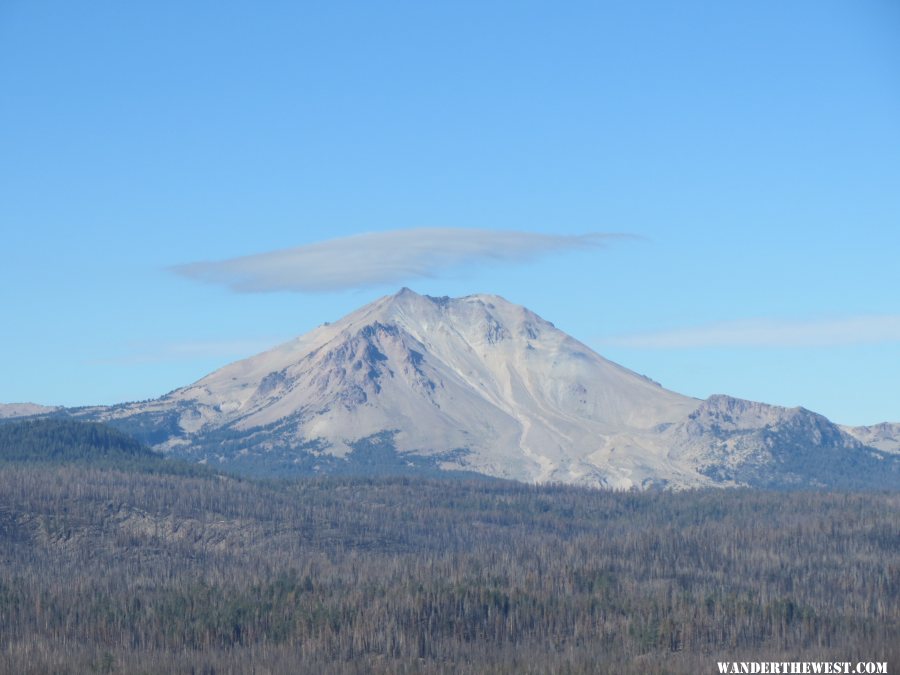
[601,315,900,349]
[171,228,625,293]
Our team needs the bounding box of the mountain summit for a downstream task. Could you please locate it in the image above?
[67,289,898,489]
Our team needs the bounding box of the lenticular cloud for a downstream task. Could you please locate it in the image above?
[171,228,623,293]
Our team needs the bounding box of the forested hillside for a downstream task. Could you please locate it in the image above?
[0,418,208,476]
[0,466,897,674]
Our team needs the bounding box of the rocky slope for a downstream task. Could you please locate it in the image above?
[666,395,898,489]
[841,422,900,455]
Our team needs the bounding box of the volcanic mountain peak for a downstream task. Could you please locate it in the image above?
[57,289,899,490]
[337,287,552,350]
[118,289,695,485]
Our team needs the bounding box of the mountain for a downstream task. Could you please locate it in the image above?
[841,422,900,455]
[665,395,899,489]
[0,402,60,419]
[52,289,899,489]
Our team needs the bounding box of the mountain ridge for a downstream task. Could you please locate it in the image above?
[4,289,898,489]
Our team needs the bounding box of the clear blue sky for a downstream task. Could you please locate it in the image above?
[1,1,898,425]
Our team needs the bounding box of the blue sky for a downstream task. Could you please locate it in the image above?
[1,1,898,425]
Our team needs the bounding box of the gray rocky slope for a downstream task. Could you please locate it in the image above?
[8,289,899,488]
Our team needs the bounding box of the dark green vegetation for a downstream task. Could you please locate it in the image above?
[1,461,898,674]
[0,418,209,476]
[0,418,156,464]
